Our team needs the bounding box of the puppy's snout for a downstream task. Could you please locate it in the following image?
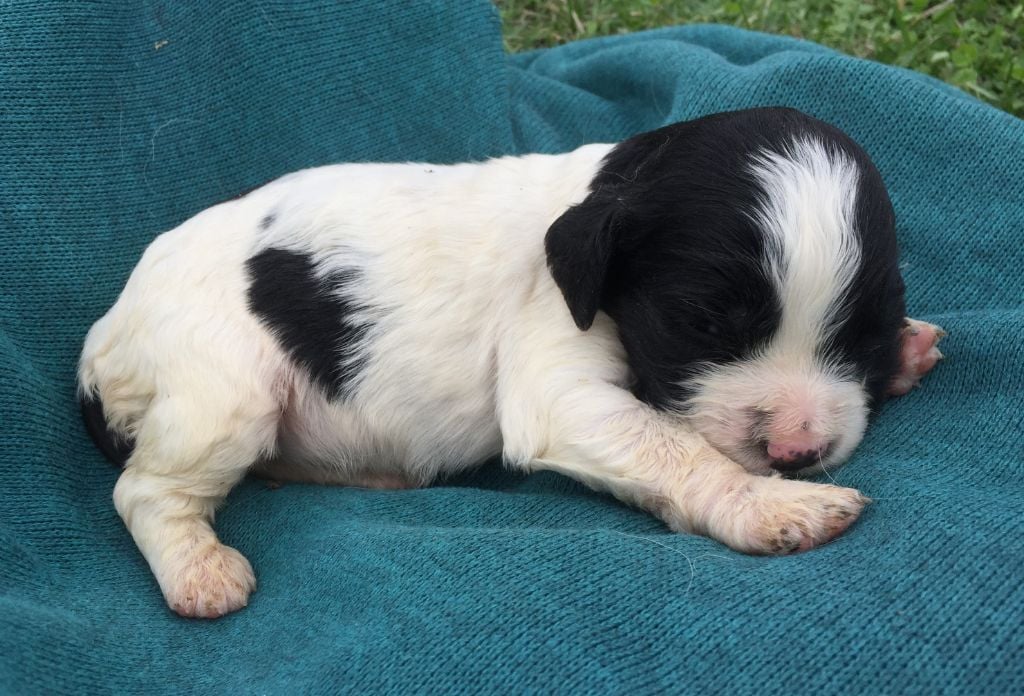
[766,435,833,473]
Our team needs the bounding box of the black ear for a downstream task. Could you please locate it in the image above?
[544,189,623,331]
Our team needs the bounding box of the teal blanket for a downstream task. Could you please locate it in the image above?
[2,2,1022,693]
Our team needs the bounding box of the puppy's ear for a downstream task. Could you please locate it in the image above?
[545,188,625,331]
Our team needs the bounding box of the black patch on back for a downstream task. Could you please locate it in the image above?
[79,392,134,467]
[246,248,369,399]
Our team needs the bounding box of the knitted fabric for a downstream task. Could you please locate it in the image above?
[1,2,1022,693]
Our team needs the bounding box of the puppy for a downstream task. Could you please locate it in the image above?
[79,107,944,618]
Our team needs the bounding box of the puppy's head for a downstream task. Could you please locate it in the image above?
[546,107,906,476]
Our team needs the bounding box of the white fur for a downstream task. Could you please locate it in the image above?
[80,141,872,618]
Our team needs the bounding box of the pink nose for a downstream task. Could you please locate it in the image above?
[766,434,832,472]
[766,440,827,462]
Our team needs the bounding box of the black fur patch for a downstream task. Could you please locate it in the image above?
[246,248,369,399]
[546,107,906,410]
[79,392,134,467]
[823,143,906,410]
[258,212,277,231]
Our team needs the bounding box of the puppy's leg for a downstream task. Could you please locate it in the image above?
[114,384,279,618]
[888,317,946,396]
[511,384,867,553]
[499,310,867,554]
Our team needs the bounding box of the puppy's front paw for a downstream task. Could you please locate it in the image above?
[723,478,869,555]
[888,317,945,396]
[160,543,256,619]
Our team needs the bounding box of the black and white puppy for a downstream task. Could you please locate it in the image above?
[79,107,944,618]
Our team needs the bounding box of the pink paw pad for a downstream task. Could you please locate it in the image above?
[887,317,946,397]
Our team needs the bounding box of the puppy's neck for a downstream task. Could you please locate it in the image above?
[479,143,613,235]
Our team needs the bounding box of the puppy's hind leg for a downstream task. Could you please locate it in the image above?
[114,378,280,619]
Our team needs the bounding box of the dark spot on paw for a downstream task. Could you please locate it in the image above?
[769,532,801,554]
[822,502,854,520]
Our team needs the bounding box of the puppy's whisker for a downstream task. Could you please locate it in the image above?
[817,449,841,486]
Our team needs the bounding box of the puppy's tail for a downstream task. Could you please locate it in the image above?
[79,390,135,467]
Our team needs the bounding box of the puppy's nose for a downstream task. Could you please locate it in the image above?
[767,438,831,472]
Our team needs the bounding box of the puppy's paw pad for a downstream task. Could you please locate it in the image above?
[739,481,868,555]
[163,543,256,619]
[888,317,946,396]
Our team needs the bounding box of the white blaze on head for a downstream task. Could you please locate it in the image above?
[685,137,869,475]
[750,136,863,362]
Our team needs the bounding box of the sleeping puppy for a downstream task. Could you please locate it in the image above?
[79,107,944,618]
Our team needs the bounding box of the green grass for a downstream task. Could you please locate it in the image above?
[497,0,1024,117]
